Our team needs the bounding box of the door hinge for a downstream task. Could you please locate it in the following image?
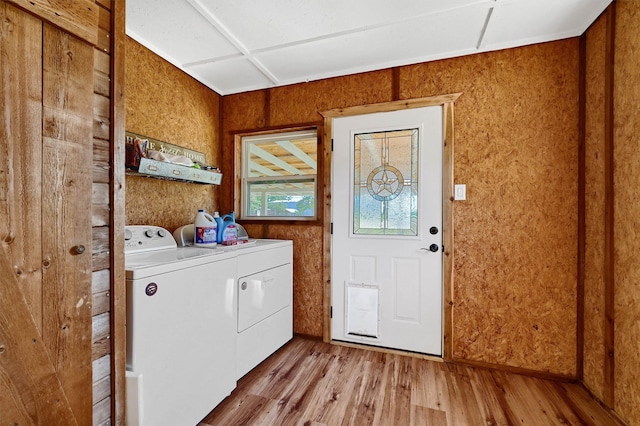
[330,222,333,234]
[330,306,333,318]
[331,138,334,151]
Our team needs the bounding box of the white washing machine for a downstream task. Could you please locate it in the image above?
[124,225,237,426]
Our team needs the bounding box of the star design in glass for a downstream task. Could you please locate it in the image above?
[372,170,398,195]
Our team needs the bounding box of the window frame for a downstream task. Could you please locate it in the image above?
[235,126,321,223]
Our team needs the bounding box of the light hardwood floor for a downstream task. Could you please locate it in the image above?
[199,337,623,426]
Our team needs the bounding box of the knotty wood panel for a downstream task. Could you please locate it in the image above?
[125,37,222,231]
[6,0,99,46]
[96,5,109,54]
[583,9,608,405]
[108,0,127,420]
[400,42,580,376]
[0,245,78,425]
[92,226,110,272]
[612,1,640,424]
[42,23,94,425]
[0,3,43,329]
[93,137,110,183]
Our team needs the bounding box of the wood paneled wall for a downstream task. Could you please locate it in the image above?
[222,40,580,375]
[122,4,640,425]
[583,8,609,404]
[582,1,640,425]
[612,0,640,420]
[124,38,222,231]
[1,0,124,424]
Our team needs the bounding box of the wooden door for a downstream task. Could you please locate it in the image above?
[0,3,94,425]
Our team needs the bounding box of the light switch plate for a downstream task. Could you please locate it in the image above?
[454,184,466,201]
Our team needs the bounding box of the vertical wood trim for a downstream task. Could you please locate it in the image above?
[603,2,616,407]
[109,0,127,422]
[41,24,94,426]
[322,117,333,342]
[442,101,455,362]
[576,33,587,381]
[0,3,44,330]
[264,88,272,128]
[392,68,400,101]
[233,133,243,216]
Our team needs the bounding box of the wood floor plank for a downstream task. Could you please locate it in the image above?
[411,405,448,425]
[301,353,360,424]
[553,381,625,426]
[375,355,412,425]
[443,363,484,425]
[468,367,511,426]
[348,359,387,424]
[199,337,623,426]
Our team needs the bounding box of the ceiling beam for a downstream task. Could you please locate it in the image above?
[276,140,317,171]
[250,144,305,175]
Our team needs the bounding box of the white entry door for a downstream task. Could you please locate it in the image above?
[331,106,443,356]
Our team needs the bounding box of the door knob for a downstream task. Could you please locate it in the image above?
[420,244,440,252]
[72,245,86,255]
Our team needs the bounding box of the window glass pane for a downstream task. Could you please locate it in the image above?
[241,129,318,220]
[353,129,418,236]
[246,178,316,217]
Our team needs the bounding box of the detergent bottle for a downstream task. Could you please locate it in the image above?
[218,212,238,245]
[213,212,223,243]
[194,209,217,248]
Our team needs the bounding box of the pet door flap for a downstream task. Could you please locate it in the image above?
[346,284,379,338]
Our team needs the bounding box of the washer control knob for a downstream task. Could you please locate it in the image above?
[157,229,167,237]
[145,230,154,238]
[124,229,132,240]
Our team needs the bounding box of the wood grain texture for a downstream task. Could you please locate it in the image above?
[612,1,640,424]
[41,24,94,426]
[125,37,222,231]
[0,2,44,330]
[199,337,623,426]
[0,245,78,426]
[400,41,580,376]
[108,0,127,422]
[583,9,608,403]
[6,0,99,46]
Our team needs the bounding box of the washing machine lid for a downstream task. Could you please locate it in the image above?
[125,225,234,279]
[125,246,232,279]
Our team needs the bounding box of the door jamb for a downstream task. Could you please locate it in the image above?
[320,94,461,361]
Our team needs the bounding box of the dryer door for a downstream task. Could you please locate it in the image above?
[238,264,292,333]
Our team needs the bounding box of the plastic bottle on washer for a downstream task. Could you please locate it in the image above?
[194,209,217,248]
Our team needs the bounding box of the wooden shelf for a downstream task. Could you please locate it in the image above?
[127,158,222,185]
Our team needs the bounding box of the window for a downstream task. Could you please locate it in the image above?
[241,129,318,220]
